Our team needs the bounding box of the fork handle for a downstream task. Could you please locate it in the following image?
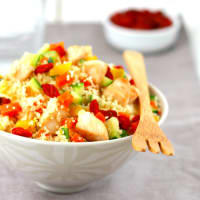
[124,51,153,120]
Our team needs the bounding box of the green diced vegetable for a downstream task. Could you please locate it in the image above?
[61,127,69,139]
[48,57,54,63]
[79,59,85,64]
[101,77,113,87]
[32,54,44,67]
[150,95,156,101]
[30,77,41,91]
[50,75,57,80]
[89,95,93,102]
[71,83,84,94]
[152,109,158,114]
[37,43,50,54]
[120,129,128,138]
[71,91,83,105]
[105,117,121,139]
[43,51,60,63]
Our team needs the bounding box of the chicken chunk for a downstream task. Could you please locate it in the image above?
[7,53,34,81]
[67,45,93,64]
[40,98,69,134]
[76,110,109,141]
[103,78,139,106]
[84,60,107,85]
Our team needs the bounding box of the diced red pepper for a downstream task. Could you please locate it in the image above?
[71,133,86,142]
[56,73,74,88]
[118,113,130,130]
[42,84,60,98]
[61,117,77,128]
[50,42,66,57]
[35,108,43,114]
[0,102,22,118]
[12,127,32,138]
[115,65,123,69]
[129,79,135,85]
[95,112,106,122]
[80,78,91,87]
[150,101,157,109]
[89,99,100,115]
[0,97,11,105]
[35,63,54,75]
[58,91,73,108]
[105,67,113,80]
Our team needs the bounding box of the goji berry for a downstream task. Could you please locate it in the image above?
[118,114,130,130]
[42,84,60,98]
[35,63,54,75]
[0,97,11,105]
[89,100,99,115]
[129,79,135,85]
[12,127,32,138]
[105,67,113,80]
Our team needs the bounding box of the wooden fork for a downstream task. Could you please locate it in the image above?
[123,51,174,156]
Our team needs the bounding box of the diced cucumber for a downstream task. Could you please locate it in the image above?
[120,129,128,138]
[79,59,85,64]
[43,51,60,63]
[37,43,50,54]
[32,54,44,67]
[20,52,36,67]
[101,77,113,87]
[152,109,158,114]
[48,57,54,63]
[105,117,120,139]
[71,83,84,94]
[150,95,156,101]
[71,91,83,105]
[30,77,41,91]
[61,127,69,139]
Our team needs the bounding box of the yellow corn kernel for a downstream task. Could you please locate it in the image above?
[0,75,3,79]
[111,68,125,79]
[0,123,4,130]
[49,62,72,76]
[86,56,98,61]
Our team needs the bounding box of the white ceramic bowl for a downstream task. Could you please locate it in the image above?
[0,84,168,194]
[103,11,181,52]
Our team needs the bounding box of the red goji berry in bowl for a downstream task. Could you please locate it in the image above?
[103,8,181,52]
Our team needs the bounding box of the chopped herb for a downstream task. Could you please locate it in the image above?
[152,110,158,114]
[150,95,156,101]
[89,95,93,102]
[62,127,69,139]
[48,57,54,63]
[120,129,128,137]
[79,59,85,64]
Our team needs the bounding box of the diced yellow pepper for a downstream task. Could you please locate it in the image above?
[69,105,83,117]
[16,120,36,131]
[49,62,72,76]
[0,80,10,94]
[154,115,160,122]
[111,68,125,79]
[86,56,98,61]
[0,123,4,130]
[0,75,3,79]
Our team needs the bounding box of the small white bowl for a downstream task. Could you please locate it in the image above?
[0,83,168,194]
[103,11,181,52]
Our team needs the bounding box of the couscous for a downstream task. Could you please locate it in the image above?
[0,42,161,142]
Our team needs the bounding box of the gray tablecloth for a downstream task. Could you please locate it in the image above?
[0,23,200,200]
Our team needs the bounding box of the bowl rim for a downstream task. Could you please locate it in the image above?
[104,10,180,36]
[0,83,168,147]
